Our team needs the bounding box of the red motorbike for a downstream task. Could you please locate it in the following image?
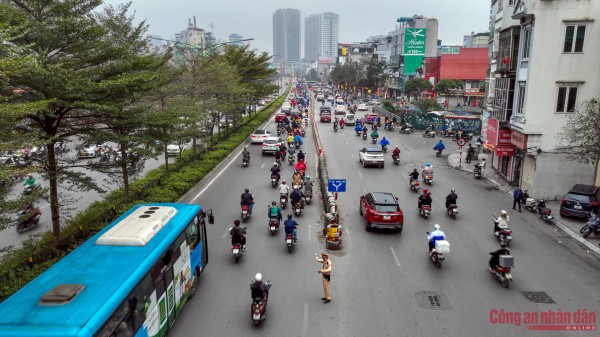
[16,207,41,233]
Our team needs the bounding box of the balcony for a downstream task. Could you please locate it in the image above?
[495,27,520,74]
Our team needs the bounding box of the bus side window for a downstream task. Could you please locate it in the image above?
[98,299,134,337]
[186,220,200,249]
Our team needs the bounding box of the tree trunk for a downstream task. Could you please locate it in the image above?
[164,143,169,172]
[46,143,61,240]
[120,144,130,196]
[192,135,197,155]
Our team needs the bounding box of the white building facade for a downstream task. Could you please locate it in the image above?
[304,12,339,62]
[273,8,301,63]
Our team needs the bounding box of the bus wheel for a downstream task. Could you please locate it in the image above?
[190,269,200,298]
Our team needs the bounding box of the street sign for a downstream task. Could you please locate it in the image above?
[457,138,466,147]
[328,179,347,192]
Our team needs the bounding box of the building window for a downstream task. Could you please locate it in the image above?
[509,0,516,5]
[516,83,526,115]
[497,0,503,12]
[522,28,531,59]
[563,25,586,53]
[555,86,578,113]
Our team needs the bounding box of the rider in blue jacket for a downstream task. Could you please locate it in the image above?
[284,215,298,241]
[379,137,390,147]
[354,124,363,133]
[433,140,446,154]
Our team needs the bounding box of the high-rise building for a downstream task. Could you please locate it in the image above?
[304,12,339,62]
[228,33,244,46]
[175,17,205,49]
[273,8,301,63]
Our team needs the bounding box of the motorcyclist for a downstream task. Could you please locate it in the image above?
[379,137,390,150]
[354,123,363,134]
[392,146,401,161]
[422,162,433,179]
[339,118,345,128]
[362,127,368,138]
[242,147,250,163]
[494,210,510,234]
[287,134,294,146]
[445,189,458,210]
[241,188,254,213]
[279,180,290,199]
[24,174,37,187]
[270,162,281,180]
[279,142,287,156]
[489,245,510,272]
[418,188,433,211]
[292,170,303,188]
[433,140,445,155]
[290,189,304,207]
[427,224,446,253]
[304,176,314,194]
[293,134,303,147]
[295,159,306,174]
[283,214,299,241]
[370,129,379,141]
[287,146,296,159]
[297,150,305,162]
[268,201,283,226]
[536,199,547,214]
[410,168,420,182]
[250,273,271,303]
[230,220,247,251]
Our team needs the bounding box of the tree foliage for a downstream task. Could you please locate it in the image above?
[404,78,433,98]
[306,68,318,82]
[558,97,600,164]
[415,98,443,113]
[365,56,388,89]
[329,62,361,87]
[434,79,463,95]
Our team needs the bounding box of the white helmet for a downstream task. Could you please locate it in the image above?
[434,224,440,230]
[501,210,507,216]
[254,273,262,282]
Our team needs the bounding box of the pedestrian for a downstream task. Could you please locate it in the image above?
[513,185,523,212]
[315,252,332,303]
[466,144,475,163]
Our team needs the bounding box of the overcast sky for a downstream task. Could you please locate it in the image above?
[103,0,491,55]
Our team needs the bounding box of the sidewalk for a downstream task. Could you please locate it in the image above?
[447,151,600,255]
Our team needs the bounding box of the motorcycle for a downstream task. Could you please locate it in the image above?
[422,129,436,138]
[521,190,536,212]
[251,285,271,325]
[427,234,448,268]
[580,213,600,238]
[302,128,306,137]
[339,123,344,129]
[385,124,395,132]
[419,205,431,218]
[453,133,473,141]
[446,204,458,219]
[435,149,442,157]
[491,264,513,288]
[423,174,433,185]
[381,145,388,153]
[271,174,279,188]
[294,142,301,149]
[241,205,252,222]
[293,202,303,217]
[371,137,378,144]
[355,130,361,136]
[536,201,553,224]
[23,183,41,196]
[362,132,367,140]
[288,154,295,166]
[474,165,482,179]
[400,124,414,134]
[285,233,296,253]
[268,217,279,235]
[280,193,288,209]
[16,208,41,233]
[277,128,283,136]
[410,179,420,193]
[304,189,312,204]
[493,216,512,247]
[243,157,250,167]
[392,155,400,165]
[333,123,338,132]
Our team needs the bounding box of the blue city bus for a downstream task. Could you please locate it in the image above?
[0,203,212,337]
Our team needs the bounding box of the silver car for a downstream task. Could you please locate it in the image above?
[261,137,283,155]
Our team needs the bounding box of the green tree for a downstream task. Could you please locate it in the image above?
[405,78,433,98]
[306,68,318,82]
[365,56,388,89]
[434,79,463,95]
[415,98,443,113]
[1,0,169,239]
[558,97,600,164]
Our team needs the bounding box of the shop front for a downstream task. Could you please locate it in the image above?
[486,117,516,182]
[510,130,529,189]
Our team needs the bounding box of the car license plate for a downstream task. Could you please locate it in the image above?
[453,209,458,213]
[383,215,391,220]
[506,236,512,240]
[286,239,292,243]
[270,226,276,231]
[233,249,239,254]
[574,205,582,210]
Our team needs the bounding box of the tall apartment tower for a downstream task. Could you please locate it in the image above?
[273,8,301,63]
[304,12,339,62]
[175,17,205,49]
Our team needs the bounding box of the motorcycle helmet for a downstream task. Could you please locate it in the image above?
[451,188,455,193]
[423,188,428,193]
[245,188,249,193]
[255,273,263,282]
[282,180,286,184]
[234,220,240,225]
[500,210,507,216]
[287,214,293,219]
[426,162,431,167]
[27,173,32,177]
[306,175,310,180]
[395,146,399,149]
[272,201,277,206]
[434,224,440,230]
[274,162,278,166]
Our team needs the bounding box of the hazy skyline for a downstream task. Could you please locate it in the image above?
[104,0,491,54]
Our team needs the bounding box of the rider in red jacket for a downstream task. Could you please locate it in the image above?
[294,159,306,173]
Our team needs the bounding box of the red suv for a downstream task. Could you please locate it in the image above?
[359,192,404,232]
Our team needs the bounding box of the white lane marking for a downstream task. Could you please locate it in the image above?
[390,247,401,267]
[302,302,309,337]
[345,141,349,145]
[358,171,362,178]
[222,229,229,239]
[399,172,407,180]
[351,154,355,159]
[39,203,50,210]
[192,113,277,202]
[261,162,265,169]
[308,224,312,241]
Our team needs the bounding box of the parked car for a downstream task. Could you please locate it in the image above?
[359,192,404,232]
[261,137,283,155]
[77,144,97,158]
[560,184,600,218]
[320,110,332,123]
[358,147,384,168]
[251,129,271,144]
[166,144,180,156]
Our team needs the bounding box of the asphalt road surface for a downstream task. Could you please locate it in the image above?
[170,98,600,337]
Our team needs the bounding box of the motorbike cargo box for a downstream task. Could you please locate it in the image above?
[435,240,450,254]
[499,255,514,268]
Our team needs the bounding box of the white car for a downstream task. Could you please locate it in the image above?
[166,144,180,156]
[334,105,347,115]
[344,113,356,126]
[316,93,325,101]
[336,98,344,105]
[261,137,283,155]
[357,104,368,111]
[78,144,97,158]
[358,147,385,168]
[251,129,271,144]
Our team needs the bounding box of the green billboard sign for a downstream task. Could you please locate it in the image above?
[442,46,460,54]
[403,28,426,74]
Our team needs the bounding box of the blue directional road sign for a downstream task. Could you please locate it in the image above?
[327,179,347,192]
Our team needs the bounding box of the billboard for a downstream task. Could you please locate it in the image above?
[318,56,332,64]
[403,28,426,74]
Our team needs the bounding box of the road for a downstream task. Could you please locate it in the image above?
[170,98,600,336]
